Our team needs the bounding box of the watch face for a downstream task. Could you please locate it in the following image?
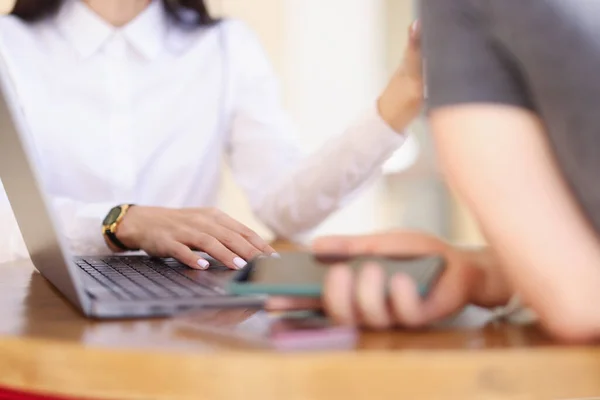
[103,206,123,226]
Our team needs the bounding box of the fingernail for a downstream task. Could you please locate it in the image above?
[233,257,247,269]
[271,253,281,258]
[410,20,419,39]
[197,259,210,270]
[411,20,419,33]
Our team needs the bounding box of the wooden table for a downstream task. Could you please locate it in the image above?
[0,242,599,400]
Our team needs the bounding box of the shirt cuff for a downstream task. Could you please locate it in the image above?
[347,104,408,162]
[56,201,115,256]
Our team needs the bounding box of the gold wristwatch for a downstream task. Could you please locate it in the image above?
[102,204,136,251]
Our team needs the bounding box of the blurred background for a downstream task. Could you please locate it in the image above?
[209,0,485,245]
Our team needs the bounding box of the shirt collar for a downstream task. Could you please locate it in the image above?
[122,0,167,60]
[55,0,168,60]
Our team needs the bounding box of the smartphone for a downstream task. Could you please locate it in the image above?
[175,310,358,351]
[227,252,445,297]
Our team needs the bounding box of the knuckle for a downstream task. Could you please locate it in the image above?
[219,232,237,246]
[248,235,269,249]
[151,243,168,257]
[174,226,193,240]
[167,241,184,255]
[165,241,183,256]
[195,233,218,248]
[157,231,174,242]
[213,211,228,223]
[241,228,260,240]
[192,214,209,226]
[149,236,173,256]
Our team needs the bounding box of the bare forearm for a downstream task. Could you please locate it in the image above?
[433,105,600,341]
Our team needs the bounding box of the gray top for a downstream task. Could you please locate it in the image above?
[421,0,600,234]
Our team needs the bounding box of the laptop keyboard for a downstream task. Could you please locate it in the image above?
[75,256,228,301]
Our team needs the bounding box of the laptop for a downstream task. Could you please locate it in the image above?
[0,56,264,319]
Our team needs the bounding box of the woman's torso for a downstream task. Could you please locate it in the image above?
[0,0,236,206]
[0,1,240,260]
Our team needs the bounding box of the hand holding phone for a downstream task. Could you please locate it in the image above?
[227,252,445,298]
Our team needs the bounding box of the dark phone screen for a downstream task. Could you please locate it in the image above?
[243,252,445,289]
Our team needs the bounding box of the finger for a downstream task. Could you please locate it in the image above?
[215,213,277,255]
[323,264,356,326]
[313,231,446,258]
[388,273,426,328]
[209,226,266,263]
[404,21,422,77]
[408,20,421,45]
[167,241,210,270]
[187,233,246,270]
[266,297,322,311]
[419,259,472,322]
[404,41,422,65]
[355,263,393,330]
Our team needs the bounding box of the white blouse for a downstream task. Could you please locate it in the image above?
[0,0,405,263]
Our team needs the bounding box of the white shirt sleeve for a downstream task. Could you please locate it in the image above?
[224,21,406,239]
[51,197,115,256]
[0,37,113,260]
[0,193,113,263]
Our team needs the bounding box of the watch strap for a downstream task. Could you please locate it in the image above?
[103,204,137,252]
[105,229,133,252]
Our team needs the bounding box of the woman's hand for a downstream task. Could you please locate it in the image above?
[309,231,512,329]
[378,20,424,133]
[114,206,276,270]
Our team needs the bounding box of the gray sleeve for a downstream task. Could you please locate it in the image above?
[420,0,533,112]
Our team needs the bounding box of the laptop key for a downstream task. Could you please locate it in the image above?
[85,285,119,301]
[142,264,218,296]
[84,265,154,300]
[124,258,219,297]
[161,264,227,294]
[132,276,192,298]
[89,259,166,298]
[79,270,134,300]
[138,262,217,296]
[79,256,224,300]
